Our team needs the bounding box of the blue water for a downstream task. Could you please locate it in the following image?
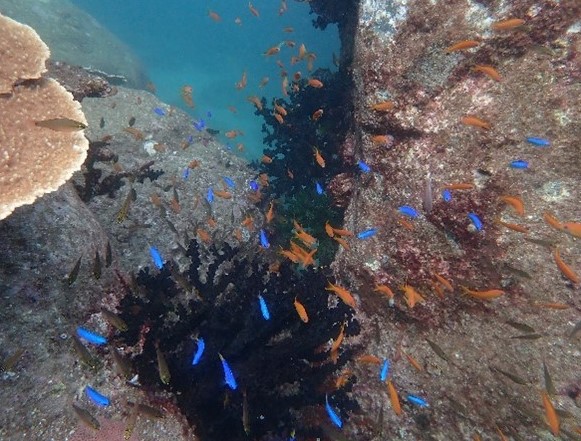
[72,0,340,159]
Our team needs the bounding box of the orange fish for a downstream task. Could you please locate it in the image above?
[295,230,317,248]
[324,221,334,238]
[214,190,232,199]
[370,101,394,112]
[258,173,269,187]
[208,10,221,22]
[227,105,238,114]
[472,64,502,82]
[441,183,474,190]
[283,27,294,33]
[235,70,247,90]
[333,236,350,250]
[197,228,211,243]
[432,273,453,291]
[279,248,299,264]
[258,76,270,88]
[371,134,392,145]
[330,322,346,353]
[225,130,242,139]
[266,201,275,223]
[273,113,284,124]
[284,40,296,48]
[325,283,356,308]
[306,53,316,71]
[281,76,289,96]
[311,109,324,121]
[261,155,273,164]
[247,96,263,111]
[180,85,194,107]
[293,298,309,323]
[335,369,352,389]
[562,222,581,238]
[541,390,559,436]
[298,43,307,60]
[460,286,504,300]
[553,248,580,284]
[500,195,525,216]
[495,218,529,234]
[386,380,402,415]
[403,351,423,371]
[543,211,563,230]
[274,102,287,116]
[313,147,325,168]
[248,2,260,17]
[264,46,280,56]
[445,39,479,53]
[332,227,354,237]
[461,115,491,130]
[293,71,302,81]
[374,284,394,299]
[402,284,425,308]
[237,143,245,152]
[307,78,323,88]
[357,354,381,365]
[491,18,525,31]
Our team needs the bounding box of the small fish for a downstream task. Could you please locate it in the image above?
[35,118,87,132]
[442,189,452,202]
[124,406,138,440]
[76,327,107,345]
[100,308,128,332]
[526,137,550,147]
[111,347,132,379]
[67,255,82,286]
[398,205,418,218]
[259,229,270,249]
[153,107,166,116]
[258,294,271,320]
[468,212,483,231]
[325,394,343,429]
[223,176,236,188]
[182,168,190,180]
[422,178,433,213]
[505,320,535,334]
[193,119,206,132]
[137,403,164,419]
[249,180,259,191]
[489,365,528,385]
[1,348,25,373]
[543,360,556,395]
[72,336,100,369]
[99,117,105,128]
[85,386,110,407]
[192,337,205,365]
[541,390,560,436]
[406,394,429,407]
[116,187,136,223]
[316,181,324,195]
[357,160,371,173]
[207,187,214,203]
[510,159,529,169]
[357,228,377,239]
[156,344,171,385]
[93,250,101,280]
[425,338,449,362]
[293,297,309,323]
[149,246,164,269]
[72,404,100,430]
[128,116,136,127]
[218,353,238,390]
[105,241,112,268]
[511,333,544,340]
[380,359,390,382]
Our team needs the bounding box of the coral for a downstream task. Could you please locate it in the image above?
[0,13,89,220]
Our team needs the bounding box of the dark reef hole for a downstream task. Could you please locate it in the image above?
[117,239,359,440]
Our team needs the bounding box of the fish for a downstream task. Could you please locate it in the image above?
[380,359,390,381]
[76,327,108,345]
[526,136,550,147]
[67,255,82,286]
[149,246,164,270]
[193,119,206,132]
[357,160,371,173]
[472,64,502,82]
[1,348,25,373]
[72,336,100,369]
[505,320,535,334]
[311,109,324,121]
[442,189,452,202]
[249,180,259,191]
[553,248,580,284]
[218,353,237,390]
[541,390,560,435]
[208,10,222,22]
[156,344,171,385]
[422,178,433,213]
[500,195,525,216]
[543,360,556,395]
[357,228,377,239]
[402,284,425,308]
[313,147,325,168]
[425,338,449,362]
[116,187,137,223]
[223,176,236,188]
[489,365,528,385]
[99,117,105,128]
[105,241,112,267]
[407,394,429,407]
[308,78,324,88]
[442,183,474,190]
[258,294,271,320]
[386,380,402,415]
[445,40,479,53]
[495,219,529,234]
[93,250,102,280]
[137,403,164,419]
[259,229,270,249]
[192,337,205,365]
[398,205,418,218]
[72,404,100,430]
[562,222,581,239]
[153,107,166,116]
[100,308,128,332]
[248,2,260,17]
[206,187,214,204]
[35,118,87,131]
[326,283,356,308]
[111,347,132,379]
[370,100,394,112]
[315,181,324,195]
[460,286,504,300]
[325,394,343,429]
[293,298,309,323]
[461,115,490,130]
[468,212,483,231]
[85,386,110,407]
[491,18,525,31]
[510,159,529,169]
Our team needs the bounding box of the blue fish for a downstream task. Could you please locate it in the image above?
[357,160,371,173]
[207,187,214,203]
[249,180,259,191]
[207,111,212,118]
[442,189,452,202]
[357,228,377,239]
[398,205,418,218]
[467,212,483,231]
[150,246,164,269]
[225,142,232,151]
[85,386,110,407]
[191,337,205,366]
[407,394,429,407]
[153,107,166,116]
[315,181,324,195]
[259,229,270,249]
[218,353,237,390]
[510,159,529,169]
[193,119,205,132]
[380,358,390,382]
[325,394,343,429]
[526,136,550,147]
[186,135,194,143]
[223,176,236,188]
[258,294,270,320]
[76,327,107,345]
[182,168,190,180]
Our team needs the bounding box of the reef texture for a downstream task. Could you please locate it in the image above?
[328,0,581,440]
